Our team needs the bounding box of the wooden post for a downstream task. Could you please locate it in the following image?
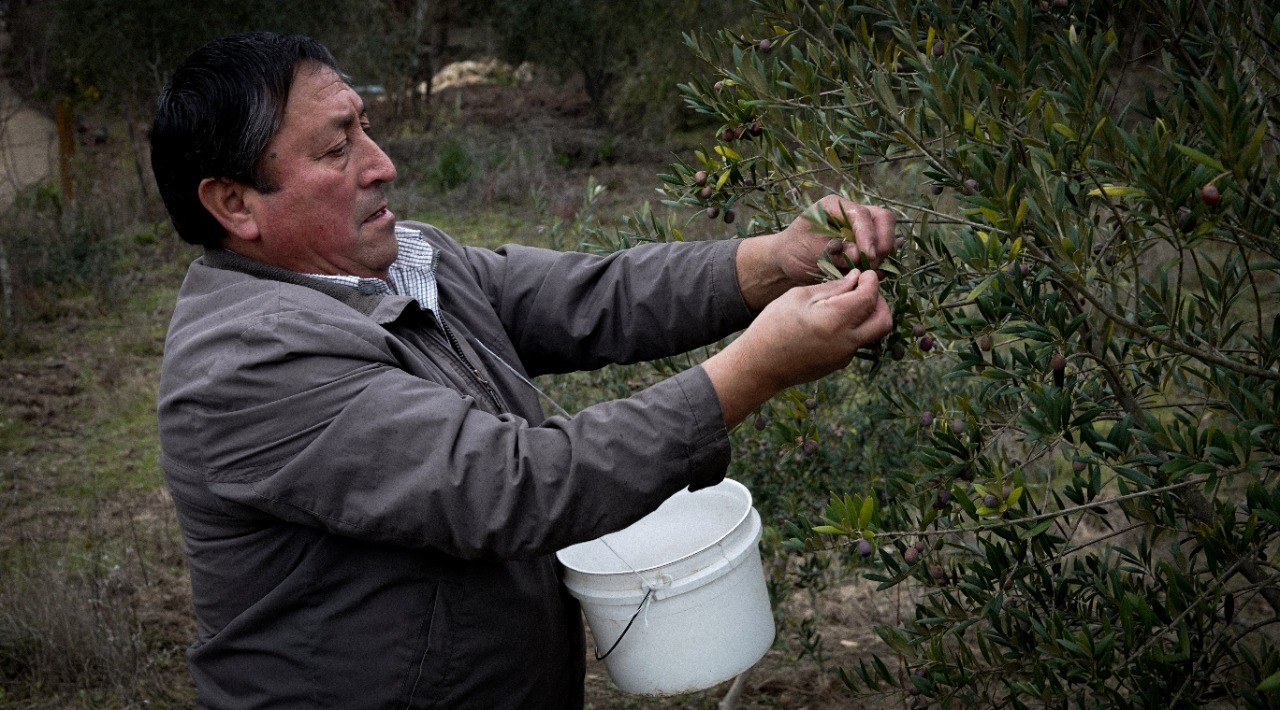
[54,97,75,202]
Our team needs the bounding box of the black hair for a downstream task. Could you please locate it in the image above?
[150,32,342,247]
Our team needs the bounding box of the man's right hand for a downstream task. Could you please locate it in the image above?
[702,268,893,428]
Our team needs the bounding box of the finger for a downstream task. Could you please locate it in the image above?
[807,268,861,299]
[816,270,880,320]
[818,194,857,231]
[848,204,879,266]
[849,296,895,346]
[855,303,896,347]
[870,207,897,258]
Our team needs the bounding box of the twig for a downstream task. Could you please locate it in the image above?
[869,478,1205,541]
[718,668,752,710]
[1034,255,1280,381]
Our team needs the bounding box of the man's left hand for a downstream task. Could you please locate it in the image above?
[736,195,898,311]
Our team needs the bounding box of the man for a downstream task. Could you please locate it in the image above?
[152,32,894,708]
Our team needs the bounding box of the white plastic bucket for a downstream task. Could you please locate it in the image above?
[556,478,774,695]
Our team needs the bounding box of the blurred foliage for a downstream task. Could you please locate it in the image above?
[486,0,744,130]
[588,0,1280,705]
[4,0,743,135]
[4,0,359,107]
[427,139,477,192]
[0,175,177,339]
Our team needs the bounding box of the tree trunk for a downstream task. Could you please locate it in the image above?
[54,97,74,202]
[122,100,151,210]
[0,236,14,341]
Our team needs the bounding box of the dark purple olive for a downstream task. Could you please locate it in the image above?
[856,539,873,557]
[1177,206,1194,232]
[920,411,934,426]
[983,493,1000,508]
[1051,353,1066,387]
[933,489,952,510]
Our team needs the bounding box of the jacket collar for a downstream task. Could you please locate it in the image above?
[201,247,419,324]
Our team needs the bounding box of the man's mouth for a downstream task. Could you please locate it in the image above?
[363,206,391,224]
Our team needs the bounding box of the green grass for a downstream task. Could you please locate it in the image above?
[71,388,164,499]
[405,206,548,249]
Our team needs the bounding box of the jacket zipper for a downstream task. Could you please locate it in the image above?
[432,312,505,413]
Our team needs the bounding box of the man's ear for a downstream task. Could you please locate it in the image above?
[198,177,260,243]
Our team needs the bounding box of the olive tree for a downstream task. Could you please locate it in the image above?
[630,0,1279,705]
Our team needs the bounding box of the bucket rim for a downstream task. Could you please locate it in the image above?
[557,478,754,577]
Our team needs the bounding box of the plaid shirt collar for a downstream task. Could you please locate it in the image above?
[304,225,440,314]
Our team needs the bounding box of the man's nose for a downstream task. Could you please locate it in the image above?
[361,139,397,186]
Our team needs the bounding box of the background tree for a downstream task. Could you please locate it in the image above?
[5,0,362,203]
[487,0,740,130]
[608,0,1279,705]
[335,0,492,126]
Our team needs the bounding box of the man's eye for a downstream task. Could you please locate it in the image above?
[328,142,349,157]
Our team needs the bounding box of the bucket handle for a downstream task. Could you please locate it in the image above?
[593,587,652,661]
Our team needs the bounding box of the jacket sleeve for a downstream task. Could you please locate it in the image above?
[450,232,756,377]
[161,304,732,561]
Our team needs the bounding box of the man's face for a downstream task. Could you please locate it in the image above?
[243,63,399,278]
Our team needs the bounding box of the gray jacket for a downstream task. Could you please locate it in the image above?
[158,222,755,708]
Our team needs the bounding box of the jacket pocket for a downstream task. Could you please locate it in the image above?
[401,579,461,709]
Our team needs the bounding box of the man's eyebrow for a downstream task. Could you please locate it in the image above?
[324,99,367,132]
[327,110,358,131]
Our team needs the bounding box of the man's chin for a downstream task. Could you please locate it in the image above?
[354,219,399,273]
[361,212,398,245]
